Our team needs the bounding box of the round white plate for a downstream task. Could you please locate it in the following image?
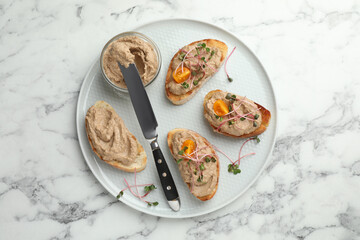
[76,19,277,218]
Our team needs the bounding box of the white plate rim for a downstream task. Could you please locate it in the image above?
[76,18,278,218]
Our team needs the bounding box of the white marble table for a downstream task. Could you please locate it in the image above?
[1,0,360,239]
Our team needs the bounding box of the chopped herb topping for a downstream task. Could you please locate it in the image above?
[211,157,217,162]
[199,163,205,171]
[197,174,204,182]
[177,158,184,164]
[211,50,215,56]
[219,116,223,121]
[144,184,156,192]
[229,105,233,111]
[254,136,261,143]
[253,122,258,127]
[202,65,206,68]
[240,117,245,121]
[193,80,199,86]
[206,47,210,52]
[214,114,220,119]
[254,114,259,120]
[201,57,207,63]
[228,77,233,82]
[191,71,197,76]
[205,157,211,163]
[228,120,235,125]
[194,169,198,175]
[201,43,206,48]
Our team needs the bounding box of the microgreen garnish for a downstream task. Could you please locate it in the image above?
[199,163,205,171]
[225,47,236,83]
[240,117,245,121]
[228,120,235,125]
[194,169,198,175]
[208,50,215,60]
[201,43,206,48]
[225,93,236,102]
[214,114,220,119]
[254,114,259,120]
[144,184,156,192]
[253,122,258,127]
[191,71,197,76]
[201,57,207,63]
[228,164,241,175]
[181,82,189,89]
[219,116,223,121]
[211,157,216,162]
[196,48,200,55]
[205,157,211,163]
[206,47,210,52]
[193,80,199,86]
[229,105,233,111]
[178,146,188,155]
[116,191,124,199]
[177,158,184,164]
[197,174,204,182]
[254,136,260,143]
[179,52,185,61]
[148,201,159,206]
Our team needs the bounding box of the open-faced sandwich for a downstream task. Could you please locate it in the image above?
[167,128,219,201]
[85,101,147,172]
[204,90,271,138]
[165,39,228,105]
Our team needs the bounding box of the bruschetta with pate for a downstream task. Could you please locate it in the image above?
[85,101,147,172]
[167,128,219,201]
[165,39,228,105]
[203,90,271,138]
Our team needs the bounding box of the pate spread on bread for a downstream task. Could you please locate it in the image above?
[167,128,219,201]
[165,39,228,105]
[85,101,146,172]
[204,90,271,138]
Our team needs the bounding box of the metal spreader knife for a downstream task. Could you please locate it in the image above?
[118,63,181,212]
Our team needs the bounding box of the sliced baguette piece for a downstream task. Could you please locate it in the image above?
[167,128,219,201]
[85,101,146,172]
[165,39,228,105]
[204,90,271,138]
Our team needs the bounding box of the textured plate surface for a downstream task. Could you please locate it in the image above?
[76,19,277,218]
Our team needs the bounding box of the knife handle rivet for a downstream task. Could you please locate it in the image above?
[166,186,172,190]
[157,159,162,164]
[162,172,167,177]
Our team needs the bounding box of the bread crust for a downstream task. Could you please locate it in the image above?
[165,39,228,105]
[167,128,219,201]
[203,90,271,138]
[85,101,147,172]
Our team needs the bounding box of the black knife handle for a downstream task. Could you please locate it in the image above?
[151,141,179,201]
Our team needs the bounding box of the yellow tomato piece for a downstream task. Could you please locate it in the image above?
[213,99,229,116]
[172,67,191,83]
[181,139,196,155]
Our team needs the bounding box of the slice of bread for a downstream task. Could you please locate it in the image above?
[85,101,146,172]
[165,39,228,105]
[167,128,219,201]
[204,90,271,138]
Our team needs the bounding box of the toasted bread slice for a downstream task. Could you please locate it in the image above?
[85,101,146,172]
[204,90,271,138]
[167,128,219,201]
[165,39,228,105]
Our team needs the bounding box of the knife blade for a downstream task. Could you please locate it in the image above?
[118,62,180,212]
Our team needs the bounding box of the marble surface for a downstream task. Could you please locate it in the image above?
[1,0,360,239]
